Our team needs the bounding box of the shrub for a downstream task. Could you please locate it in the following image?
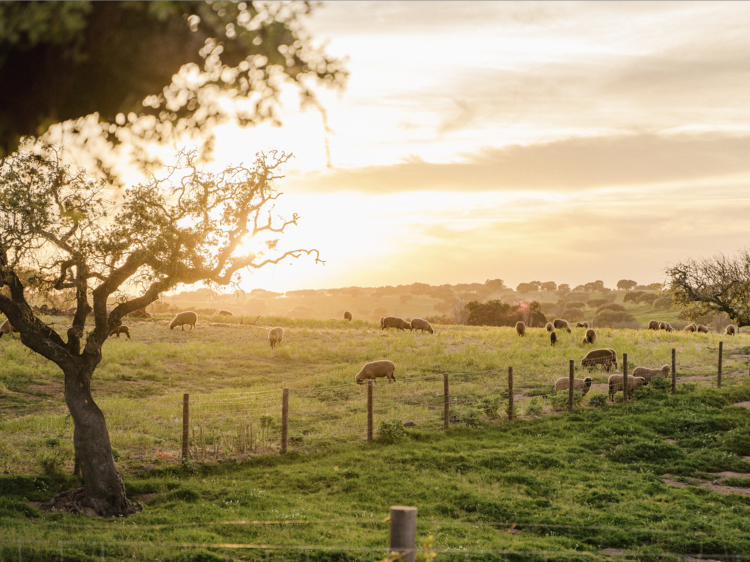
[525,398,543,416]
[654,296,673,310]
[586,298,609,308]
[450,407,483,427]
[623,291,644,304]
[550,391,583,411]
[588,394,608,408]
[639,293,659,306]
[596,303,626,314]
[564,308,585,322]
[678,382,697,394]
[652,376,672,391]
[37,451,66,476]
[376,419,408,444]
[567,292,590,302]
[478,396,501,419]
[565,301,586,310]
[594,310,638,329]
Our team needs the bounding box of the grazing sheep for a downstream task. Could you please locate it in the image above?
[411,318,434,334]
[108,326,131,339]
[344,311,352,322]
[550,330,557,346]
[379,317,385,329]
[659,321,667,330]
[218,310,233,317]
[515,321,526,336]
[576,322,589,329]
[553,319,572,333]
[632,364,670,383]
[554,376,593,396]
[583,328,597,345]
[648,320,660,330]
[581,349,618,372]
[169,311,197,331]
[726,324,737,336]
[683,323,696,333]
[355,360,396,384]
[664,322,674,332]
[382,316,412,331]
[268,327,284,349]
[545,322,554,332]
[0,319,18,338]
[608,375,647,401]
[697,324,709,333]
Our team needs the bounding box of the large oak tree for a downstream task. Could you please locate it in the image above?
[0,145,320,516]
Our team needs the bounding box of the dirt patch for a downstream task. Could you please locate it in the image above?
[735,401,750,409]
[662,478,750,497]
[664,439,677,445]
[132,493,159,504]
[25,384,63,396]
[709,471,750,481]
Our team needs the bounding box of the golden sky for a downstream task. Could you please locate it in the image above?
[207,1,750,293]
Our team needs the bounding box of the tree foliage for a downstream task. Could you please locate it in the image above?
[617,279,638,291]
[465,299,546,328]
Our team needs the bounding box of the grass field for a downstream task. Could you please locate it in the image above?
[2,315,750,560]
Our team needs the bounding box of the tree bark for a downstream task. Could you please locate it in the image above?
[62,361,139,517]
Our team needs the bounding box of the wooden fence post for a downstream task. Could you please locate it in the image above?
[281,388,289,454]
[623,353,628,402]
[508,367,514,421]
[671,348,676,395]
[443,374,449,429]
[367,380,373,442]
[718,341,723,389]
[389,506,417,562]
[182,393,190,459]
[568,359,574,413]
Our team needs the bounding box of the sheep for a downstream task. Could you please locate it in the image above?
[219,310,233,317]
[545,322,554,332]
[515,321,526,336]
[632,364,670,383]
[697,324,709,333]
[382,316,412,331]
[355,360,396,384]
[659,321,667,330]
[648,320,660,330]
[726,324,737,336]
[581,348,618,372]
[608,375,647,401]
[169,311,197,331]
[0,319,18,339]
[108,326,131,339]
[576,322,589,329]
[379,317,385,329]
[554,376,593,396]
[583,328,596,345]
[411,318,434,334]
[553,319,572,333]
[664,322,674,332]
[683,323,696,333]
[344,311,352,322]
[550,330,557,346]
[268,327,284,349]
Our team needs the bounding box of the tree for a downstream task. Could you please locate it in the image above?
[667,250,750,327]
[584,280,605,292]
[540,281,557,292]
[0,146,321,516]
[516,281,541,293]
[617,279,638,291]
[0,1,346,157]
[484,279,506,292]
[556,284,570,297]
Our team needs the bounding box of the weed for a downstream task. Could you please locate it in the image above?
[376,419,408,444]
[588,393,608,408]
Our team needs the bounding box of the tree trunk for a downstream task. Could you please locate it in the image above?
[60,362,139,517]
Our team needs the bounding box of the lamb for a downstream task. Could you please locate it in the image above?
[169,311,197,331]
[355,360,396,384]
[697,324,709,333]
[344,311,352,322]
[576,322,589,328]
[608,375,647,401]
[581,348,618,372]
[553,319,572,333]
[218,310,233,317]
[0,319,18,338]
[410,318,434,334]
[583,328,597,344]
[108,326,131,339]
[632,364,670,383]
[268,327,284,349]
[554,376,593,396]
[550,330,557,346]
[683,323,696,333]
[648,320,660,330]
[545,322,554,332]
[382,316,412,331]
[726,324,737,336]
[515,321,526,336]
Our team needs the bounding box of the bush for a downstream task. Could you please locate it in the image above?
[550,391,584,411]
[654,296,673,310]
[639,293,659,306]
[586,298,609,308]
[594,310,638,329]
[564,308,585,322]
[376,419,408,444]
[565,301,586,310]
[652,376,672,391]
[478,396,501,419]
[623,291,644,304]
[450,406,483,427]
[596,303,626,314]
[525,398,543,416]
[678,382,697,394]
[567,292,590,302]
[588,394,608,408]
[37,451,66,476]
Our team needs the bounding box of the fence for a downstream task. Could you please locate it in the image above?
[165,343,748,462]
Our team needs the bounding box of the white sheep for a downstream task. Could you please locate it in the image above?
[344,311,352,322]
[515,321,526,336]
[169,311,197,331]
[583,328,596,345]
[550,330,557,346]
[581,349,618,372]
[553,319,572,333]
[632,364,670,383]
[726,324,737,336]
[554,376,593,396]
[355,360,396,384]
[382,316,411,331]
[608,375,647,401]
[545,322,554,332]
[268,327,284,349]
[697,324,709,333]
[410,318,434,334]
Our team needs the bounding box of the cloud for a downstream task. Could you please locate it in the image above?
[287,133,750,193]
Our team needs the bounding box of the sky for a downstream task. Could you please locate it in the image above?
[184,1,750,293]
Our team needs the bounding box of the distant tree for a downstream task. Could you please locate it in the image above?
[617,279,638,291]
[484,279,506,292]
[623,291,644,304]
[667,251,750,327]
[654,296,674,310]
[584,280,606,292]
[516,281,541,293]
[638,293,659,306]
[593,310,638,329]
[433,301,452,314]
[565,301,586,310]
[564,307,585,322]
[586,298,609,308]
[0,1,347,158]
[466,299,545,327]
[540,281,557,292]
[399,294,412,304]
[0,146,320,516]
[556,284,571,297]
[596,303,626,314]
